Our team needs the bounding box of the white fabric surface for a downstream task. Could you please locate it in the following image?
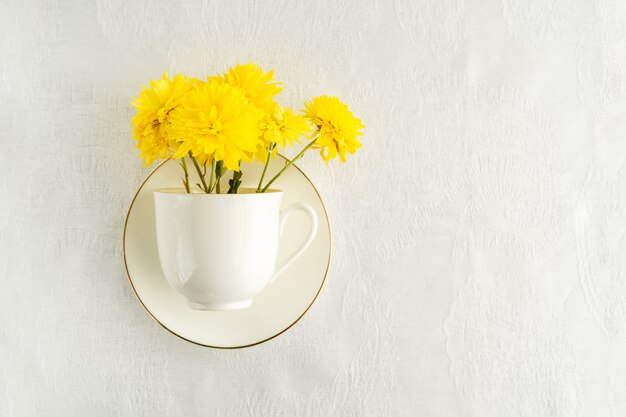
[1,0,626,415]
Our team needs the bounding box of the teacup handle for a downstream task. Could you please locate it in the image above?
[271,203,319,284]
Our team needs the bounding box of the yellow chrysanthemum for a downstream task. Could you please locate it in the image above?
[168,81,264,171]
[209,63,282,113]
[253,106,311,161]
[304,95,364,163]
[131,73,197,166]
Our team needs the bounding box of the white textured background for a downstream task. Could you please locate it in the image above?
[2,0,626,416]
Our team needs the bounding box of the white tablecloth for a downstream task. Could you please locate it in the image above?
[1,0,625,415]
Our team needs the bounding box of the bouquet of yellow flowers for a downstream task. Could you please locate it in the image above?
[131,63,364,193]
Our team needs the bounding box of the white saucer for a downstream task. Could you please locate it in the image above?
[123,156,331,348]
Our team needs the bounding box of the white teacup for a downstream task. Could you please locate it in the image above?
[153,188,318,311]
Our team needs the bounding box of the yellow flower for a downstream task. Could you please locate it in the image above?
[210,63,282,112]
[253,106,311,161]
[304,95,364,163]
[131,73,197,166]
[168,81,264,171]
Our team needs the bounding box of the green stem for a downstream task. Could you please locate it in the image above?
[208,160,216,193]
[189,151,209,193]
[227,167,243,194]
[180,157,191,193]
[215,160,225,194]
[256,143,276,192]
[261,137,317,193]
